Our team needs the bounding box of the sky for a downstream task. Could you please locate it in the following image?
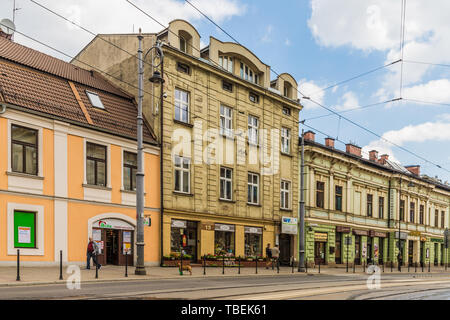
[1,0,450,183]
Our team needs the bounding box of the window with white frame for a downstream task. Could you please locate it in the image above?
[280,180,291,210]
[220,167,233,200]
[219,55,233,73]
[174,155,190,193]
[281,127,291,154]
[247,172,259,205]
[180,36,187,53]
[174,88,189,123]
[220,105,233,137]
[248,115,259,145]
[240,62,259,84]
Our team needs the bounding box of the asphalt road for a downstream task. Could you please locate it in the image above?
[1,273,450,300]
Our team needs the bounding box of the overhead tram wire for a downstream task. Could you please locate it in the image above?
[181,0,450,175]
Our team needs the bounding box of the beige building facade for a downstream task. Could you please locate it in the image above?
[73,19,302,264]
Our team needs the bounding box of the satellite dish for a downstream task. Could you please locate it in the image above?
[0,19,15,36]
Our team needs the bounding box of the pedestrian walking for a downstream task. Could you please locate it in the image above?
[86,237,101,270]
[265,243,272,269]
[271,245,280,269]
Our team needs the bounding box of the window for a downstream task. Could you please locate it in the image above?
[248,115,259,146]
[177,62,190,74]
[281,127,291,154]
[240,62,259,84]
[247,173,259,205]
[244,227,262,257]
[400,200,405,221]
[435,209,439,227]
[282,106,291,116]
[220,167,233,200]
[249,92,259,103]
[222,80,233,92]
[410,202,415,223]
[419,205,424,224]
[379,197,384,219]
[219,55,233,73]
[123,151,137,191]
[180,36,186,53]
[86,142,107,186]
[174,88,189,123]
[11,124,38,175]
[442,211,445,228]
[215,224,235,255]
[14,211,36,248]
[335,186,343,211]
[86,91,105,109]
[316,181,325,208]
[220,105,233,137]
[174,155,190,193]
[280,180,291,210]
[367,194,373,217]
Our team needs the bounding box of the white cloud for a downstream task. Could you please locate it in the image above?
[402,79,450,103]
[261,25,273,43]
[3,0,245,60]
[308,0,450,98]
[363,116,450,163]
[334,91,359,111]
[298,79,325,110]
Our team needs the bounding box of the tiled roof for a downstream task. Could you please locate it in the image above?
[0,36,156,145]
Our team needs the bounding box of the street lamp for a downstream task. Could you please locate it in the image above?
[135,30,164,275]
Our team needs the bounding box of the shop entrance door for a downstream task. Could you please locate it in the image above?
[279,234,291,265]
[355,236,361,265]
[435,243,439,265]
[367,237,373,264]
[378,238,384,265]
[106,229,120,265]
[408,240,414,265]
[314,242,326,265]
[335,233,342,264]
[420,241,425,267]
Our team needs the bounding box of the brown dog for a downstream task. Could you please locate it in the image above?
[177,262,192,275]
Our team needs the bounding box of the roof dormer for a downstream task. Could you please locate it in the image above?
[165,19,201,57]
[272,73,298,100]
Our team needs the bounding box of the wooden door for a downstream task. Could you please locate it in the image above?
[118,230,134,266]
[335,234,342,264]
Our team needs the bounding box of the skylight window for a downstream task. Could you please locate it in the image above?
[86,91,105,109]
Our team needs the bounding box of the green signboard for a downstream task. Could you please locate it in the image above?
[14,211,36,248]
[431,238,444,243]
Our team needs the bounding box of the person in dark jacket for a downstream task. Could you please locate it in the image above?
[265,243,272,269]
[86,237,101,270]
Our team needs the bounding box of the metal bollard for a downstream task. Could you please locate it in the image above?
[422,261,424,272]
[222,255,225,275]
[292,257,294,273]
[318,259,321,274]
[16,249,20,281]
[255,257,258,274]
[203,255,206,276]
[408,262,410,273]
[382,262,384,273]
[305,257,308,273]
[125,251,128,277]
[238,256,241,275]
[415,262,417,273]
[363,260,365,273]
[277,258,280,274]
[428,260,431,273]
[353,259,355,273]
[59,250,63,280]
[95,260,98,279]
[391,261,393,273]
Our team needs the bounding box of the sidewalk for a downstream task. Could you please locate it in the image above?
[0,264,448,287]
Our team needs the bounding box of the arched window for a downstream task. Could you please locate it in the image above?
[180,36,187,53]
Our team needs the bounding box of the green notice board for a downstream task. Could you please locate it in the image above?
[14,211,36,248]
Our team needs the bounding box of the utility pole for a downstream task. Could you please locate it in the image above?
[298,129,306,272]
[135,31,146,275]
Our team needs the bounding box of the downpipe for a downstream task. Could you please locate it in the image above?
[0,103,6,114]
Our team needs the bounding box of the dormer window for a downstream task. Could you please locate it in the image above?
[219,55,233,73]
[86,91,105,109]
[240,62,259,85]
[180,36,187,53]
[283,83,292,98]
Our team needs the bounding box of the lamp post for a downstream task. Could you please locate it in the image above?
[397,178,403,272]
[136,30,164,275]
[298,129,305,272]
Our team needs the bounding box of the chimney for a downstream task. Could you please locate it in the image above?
[405,165,420,176]
[378,154,389,165]
[304,130,315,142]
[369,150,378,162]
[346,143,362,157]
[325,137,335,148]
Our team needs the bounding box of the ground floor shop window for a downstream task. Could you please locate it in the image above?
[170,219,198,261]
[244,227,262,257]
[215,223,235,255]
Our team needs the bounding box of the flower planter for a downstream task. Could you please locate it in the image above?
[162,259,191,267]
[201,259,266,267]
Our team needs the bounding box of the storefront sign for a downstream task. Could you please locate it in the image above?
[395,231,408,240]
[431,238,444,243]
[143,217,151,227]
[420,236,428,242]
[336,226,351,233]
[171,220,187,229]
[369,230,387,238]
[18,227,31,244]
[215,223,235,232]
[92,229,102,241]
[353,229,369,236]
[95,219,134,230]
[245,226,263,234]
[409,231,421,237]
[314,232,328,242]
[95,240,103,254]
[281,217,298,235]
[123,242,131,255]
[201,222,214,231]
